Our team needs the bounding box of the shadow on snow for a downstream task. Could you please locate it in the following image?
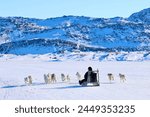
[0,82,45,89]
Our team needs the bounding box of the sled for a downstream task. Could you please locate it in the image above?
[82,69,100,87]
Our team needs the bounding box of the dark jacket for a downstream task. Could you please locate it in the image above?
[79,71,95,85]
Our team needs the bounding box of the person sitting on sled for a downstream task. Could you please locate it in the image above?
[79,66,95,86]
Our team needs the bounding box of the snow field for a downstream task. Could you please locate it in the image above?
[0,56,150,100]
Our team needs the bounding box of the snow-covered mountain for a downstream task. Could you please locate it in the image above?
[0,8,150,56]
[128,8,150,24]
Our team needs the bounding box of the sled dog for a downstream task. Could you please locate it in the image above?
[51,73,57,83]
[66,74,70,82]
[107,73,114,83]
[24,75,32,85]
[76,72,82,81]
[119,73,126,82]
[44,73,51,84]
[61,73,70,82]
[61,73,66,81]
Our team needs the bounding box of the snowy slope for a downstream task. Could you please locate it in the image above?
[128,8,150,24]
[0,8,150,55]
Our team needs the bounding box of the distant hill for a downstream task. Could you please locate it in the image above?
[0,8,150,55]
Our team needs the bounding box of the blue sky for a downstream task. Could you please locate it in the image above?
[0,0,150,19]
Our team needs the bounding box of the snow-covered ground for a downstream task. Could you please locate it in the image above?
[0,55,150,100]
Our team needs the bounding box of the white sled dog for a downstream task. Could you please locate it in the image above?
[66,74,70,82]
[44,73,51,84]
[24,75,32,85]
[76,72,82,81]
[61,73,70,82]
[119,73,126,82]
[107,73,114,83]
[44,74,48,84]
[44,73,57,84]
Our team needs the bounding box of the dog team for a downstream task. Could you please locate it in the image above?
[107,73,126,83]
[24,71,126,85]
[24,73,71,85]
